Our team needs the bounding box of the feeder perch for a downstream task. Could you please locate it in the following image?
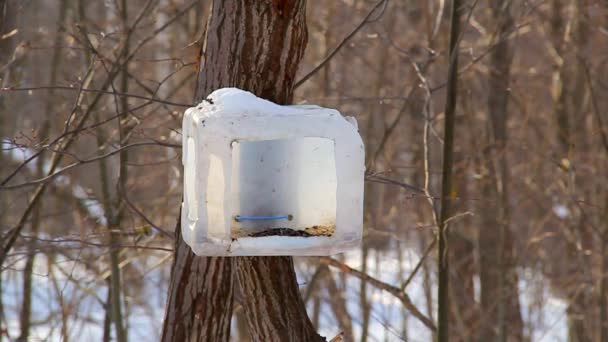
[181,88,365,256]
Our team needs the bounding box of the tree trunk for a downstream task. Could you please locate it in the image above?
[601,217,608,342]
[322,265,354,341]
[550,0,570,154]
[162,1,322,341]
[162,219,234,342]
[236,257,323,341]
[478,2,523,341]
[437,0,463,340]
[18,1,67,340]
[549,1,592,341]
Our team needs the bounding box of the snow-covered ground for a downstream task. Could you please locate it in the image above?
[1,246,569,341]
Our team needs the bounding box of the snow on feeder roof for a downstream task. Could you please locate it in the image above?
[181,88,365,256]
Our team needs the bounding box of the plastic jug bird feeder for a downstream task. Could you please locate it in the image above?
[181,88,365,256]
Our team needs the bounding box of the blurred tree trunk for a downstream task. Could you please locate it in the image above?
[437,0,463,340]
[550,1,592,340]
[311,295,321,330]
[321,266,354,341]
[48,256,69,341]
[550,0,570,154]
[396,241,409,340]
[359,244,370,342]
[0,0,18,338]
[18,1,67,340]
[109,0,133,338]
[76,2,114,341]
[360,6,395,341]
[0,0,18,87]
[478,2,523,341]
[601,209,608,342]
[569,38,593,326]
[568,1,593,341]
[317,4,353,338]
[162,1,322,341]
[449,89,477,341]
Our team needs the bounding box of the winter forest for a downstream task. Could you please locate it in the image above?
[1,0,608,341]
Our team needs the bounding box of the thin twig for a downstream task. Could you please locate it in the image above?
[320,256,436,331]
[0,101,155,187]
[1,86,192,107]
[0,142,179,191]
[401,240,436,291]
[118,183,175,240]
[399,211,472,291]
[365,174,426,193]
[294,0,389,89]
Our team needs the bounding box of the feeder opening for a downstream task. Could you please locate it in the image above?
[230,137,337,239]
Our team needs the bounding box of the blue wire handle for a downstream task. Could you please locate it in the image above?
[235,215,293,221]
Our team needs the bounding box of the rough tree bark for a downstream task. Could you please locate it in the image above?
[162,1,323,341]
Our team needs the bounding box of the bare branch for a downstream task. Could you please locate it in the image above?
[294,0,389,89]
[0,142,179,190]
[320,256,436,331]
[118,182,175,240]
[0,86,192,107]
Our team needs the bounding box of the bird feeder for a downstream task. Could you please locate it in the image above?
[181,88,364,256]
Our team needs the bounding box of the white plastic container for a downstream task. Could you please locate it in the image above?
[181,88,364,256]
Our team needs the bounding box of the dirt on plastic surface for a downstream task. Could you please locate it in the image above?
[231,225,335,240]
